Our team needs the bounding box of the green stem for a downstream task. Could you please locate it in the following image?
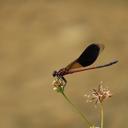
[100,103,104,128]
[61,92,93,128]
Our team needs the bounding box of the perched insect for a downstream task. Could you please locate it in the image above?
[52,43,118,85]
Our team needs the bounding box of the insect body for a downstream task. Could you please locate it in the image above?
[53,43,118,85]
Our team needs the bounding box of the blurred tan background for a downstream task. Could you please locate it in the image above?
[0,0,128,128]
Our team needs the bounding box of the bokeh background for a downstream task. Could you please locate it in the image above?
[0,0,128,128]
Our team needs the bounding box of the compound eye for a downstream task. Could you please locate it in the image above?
[52,70,57,77]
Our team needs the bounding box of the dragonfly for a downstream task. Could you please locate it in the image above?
[52,43,118,85]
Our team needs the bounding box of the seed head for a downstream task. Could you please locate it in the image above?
[52,77,66,93]
[85,81,112,104]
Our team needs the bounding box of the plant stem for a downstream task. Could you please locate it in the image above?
[100,103,104,128]
[61,92,93,128]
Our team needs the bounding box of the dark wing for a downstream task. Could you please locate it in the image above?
[65,43,104,70]
[76,43,104,67]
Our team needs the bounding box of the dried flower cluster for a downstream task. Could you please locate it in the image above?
[85,81,112,104]
[52,77,66,92]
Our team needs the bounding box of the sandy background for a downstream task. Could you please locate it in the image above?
[0,0,128,128]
